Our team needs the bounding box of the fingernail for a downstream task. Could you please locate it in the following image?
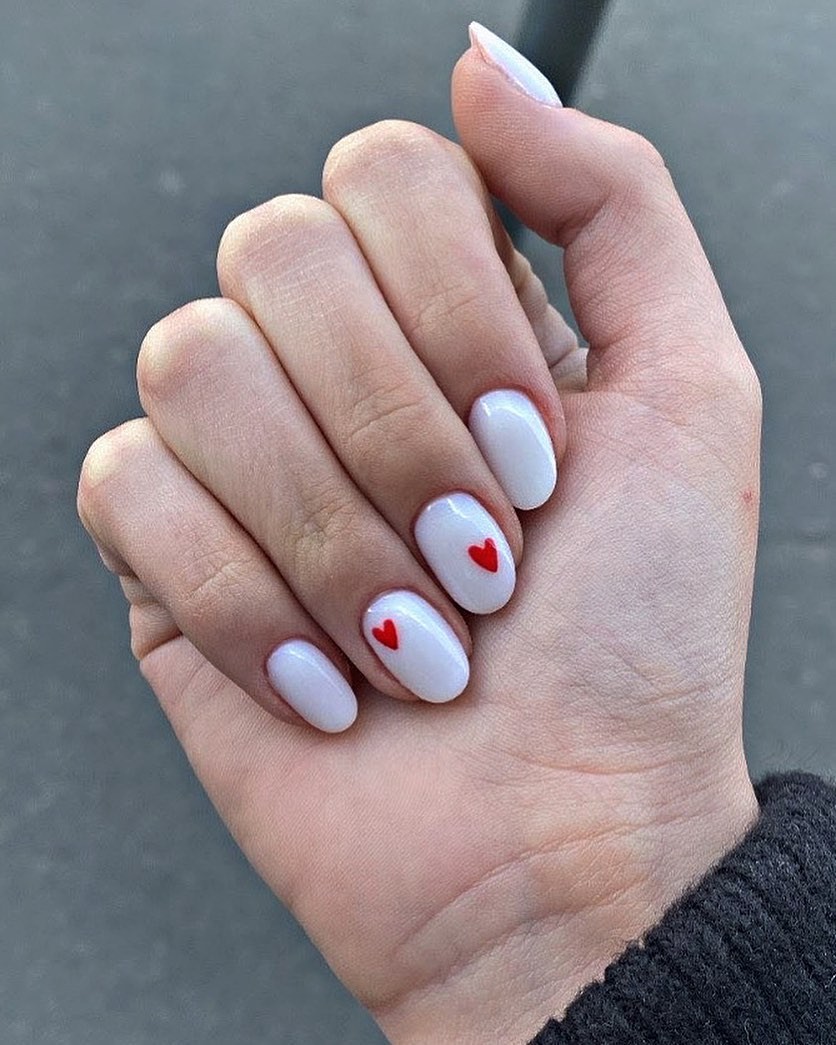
[468,390,557,510]
[267,639,358,733]
[468,22,562,107]
[363,591,469,703]
[414,493,515,615]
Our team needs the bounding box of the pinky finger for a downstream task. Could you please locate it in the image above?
[483,199,581,371]
[506,245,588,391]
[77,418,359,734]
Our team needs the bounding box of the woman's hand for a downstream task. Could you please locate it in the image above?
[77,30,762,1045]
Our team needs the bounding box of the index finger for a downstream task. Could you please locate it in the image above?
[321,119,567,510]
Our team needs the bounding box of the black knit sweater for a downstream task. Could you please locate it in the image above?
[530,772,836,1044]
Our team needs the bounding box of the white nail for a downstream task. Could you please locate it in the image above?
[363,591,469,703]
[468,390,557,510]
[468,22,563,107]
[267,639,358,733]
[414,493,515,615]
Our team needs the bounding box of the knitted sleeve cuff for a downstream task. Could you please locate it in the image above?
[529,771,836,1045]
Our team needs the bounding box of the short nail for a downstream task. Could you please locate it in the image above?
[468,390,557,510]
[267,639,358,733]
[415,493,515,615]
[468,21,563,107]
[363,591,469,703]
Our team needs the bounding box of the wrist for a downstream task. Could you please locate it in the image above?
[372,756,758,1044]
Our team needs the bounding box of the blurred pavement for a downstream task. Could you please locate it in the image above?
[1,1,834,1041]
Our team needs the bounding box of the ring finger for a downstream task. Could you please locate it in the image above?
[137,299,474,706]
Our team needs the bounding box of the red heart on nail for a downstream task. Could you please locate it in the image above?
[468,537,498,573]
[372,618,399,650]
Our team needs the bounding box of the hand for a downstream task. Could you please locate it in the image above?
[77,29,761,1045]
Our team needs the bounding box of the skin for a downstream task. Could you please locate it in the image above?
[77,43,762,1045]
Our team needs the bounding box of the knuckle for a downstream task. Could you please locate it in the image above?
[136,298,244,403]
[128,599,178,662]
[177,541,261,620]
[77,418,154,519]
[342,368,428,460]
[289,475,363,576]
[322,119,450,197]
[604,127,673,209]
[217,194,342,293]
[508,249,551,323]
[725,353,763,419]
[403,278,484,346]
[697,348,761,407]
[617,127,667,171]
[507,248,537,298]
[667,350,762,429]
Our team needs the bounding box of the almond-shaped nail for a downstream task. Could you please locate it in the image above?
[468,390,557,510]
[415,493,515,614]
[267,639,358,733]
[468,21,563,107]
[363,591,469,703]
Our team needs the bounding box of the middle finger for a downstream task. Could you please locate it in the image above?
[218,194,524,616]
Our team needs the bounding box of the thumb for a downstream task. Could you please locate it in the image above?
[452,23,755,402]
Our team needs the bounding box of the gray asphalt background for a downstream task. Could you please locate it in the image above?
[2,0,834,1041]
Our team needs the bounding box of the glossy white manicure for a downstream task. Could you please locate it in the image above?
[468,22,563,107]
[363,591,469,703]
[415,493,515,615]
[469,390,557,510]
[267,639,358,733]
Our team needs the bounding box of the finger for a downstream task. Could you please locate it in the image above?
[451,28,761,415]
[473,162,585,386]
[137,301,472,705]
[120,575,181,661]
[215,196,525,610]
[320,120,567,492]
[499,238,581,375]
[78,418,359,733]
[479,186,586,389]
[82,542,186,659]
[483,209,587,390]
[549,345,589,392]
[218,199,552,558]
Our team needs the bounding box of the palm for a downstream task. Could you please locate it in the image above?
[142,380,758,1025]
[81,51,768,1042]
